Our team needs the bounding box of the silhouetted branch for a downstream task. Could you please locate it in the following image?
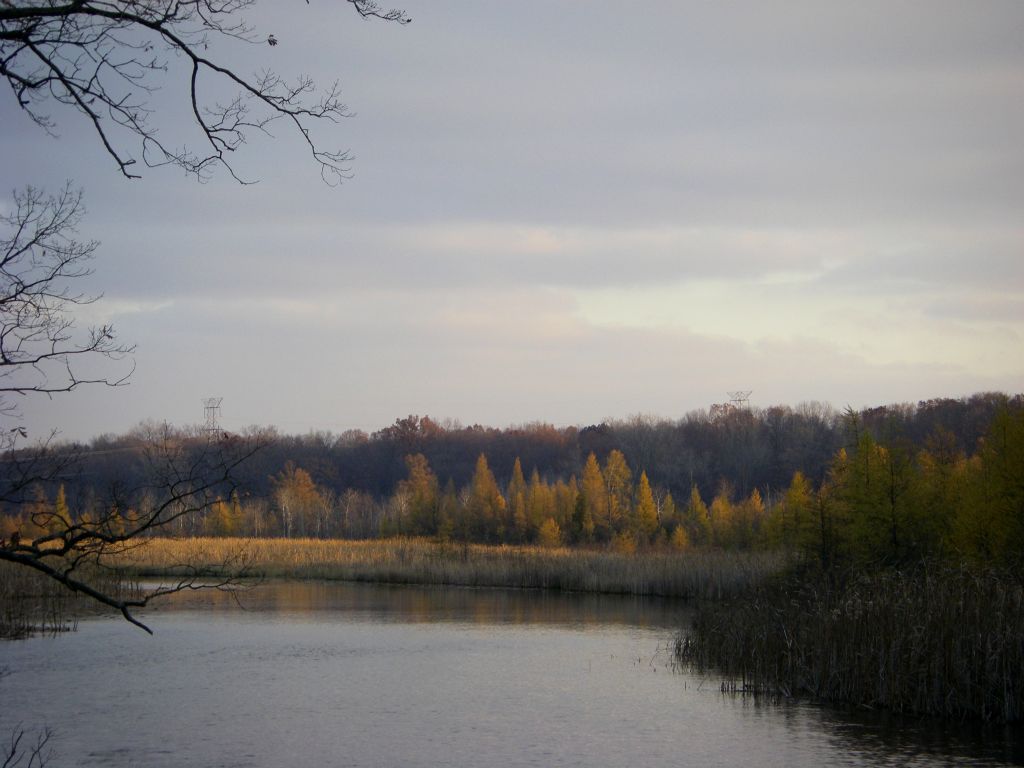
[2,725,51,768]
[1,1,409,183]
[1,426,266,633]
[1,184,134,431]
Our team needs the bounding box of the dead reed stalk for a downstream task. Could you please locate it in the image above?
[677,563,1024,723]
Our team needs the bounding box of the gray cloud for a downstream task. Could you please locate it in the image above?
[3,0,1023,439]
[19,289,1018,441]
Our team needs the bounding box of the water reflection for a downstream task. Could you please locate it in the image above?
[144,579,689,630]
[817,706,1024,767]
[696,674,1024,767]
[2,581,1022,768]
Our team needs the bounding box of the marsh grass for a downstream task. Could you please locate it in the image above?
[0,562,81,638]
[0,559,137,639]
[115,537,785,600]
[677,563,1024,723]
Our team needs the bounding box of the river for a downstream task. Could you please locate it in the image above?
[1,582,1021,767]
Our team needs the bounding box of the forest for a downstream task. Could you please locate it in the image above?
[2,391,1021,569]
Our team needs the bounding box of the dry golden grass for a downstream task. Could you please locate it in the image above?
[115,536,785,600]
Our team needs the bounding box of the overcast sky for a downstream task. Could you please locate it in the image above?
[3,1,1023,441]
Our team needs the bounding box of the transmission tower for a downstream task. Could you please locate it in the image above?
[727,390,752,409]
[202,397,223,435]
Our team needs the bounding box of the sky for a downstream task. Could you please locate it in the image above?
[2,1,1023,441]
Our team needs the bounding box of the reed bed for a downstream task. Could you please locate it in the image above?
[0,562,82,638]
[677,563,1024,723]
[115,537,785,600]
[0,560,137,639]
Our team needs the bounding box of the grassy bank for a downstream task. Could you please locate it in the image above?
[676,563,1024,723]
[114,536,785,600]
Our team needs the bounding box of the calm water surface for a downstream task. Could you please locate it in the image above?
[1,582,1021,767]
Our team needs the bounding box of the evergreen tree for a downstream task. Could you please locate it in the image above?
[580,453,606,541]
[537,517,562,548]
[466,454,506,542]
[507,457,529,542]
[683,484,712,545]
[398,453,440,536]
[633,471,659,542]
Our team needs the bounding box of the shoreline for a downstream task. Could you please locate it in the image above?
[113,536,786,601]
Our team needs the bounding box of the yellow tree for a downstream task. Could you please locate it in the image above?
[273,462,322,539]
[398,453,440,536]
[773,471,815,556]
[205,497,239,537]
[578,453,605,542]
[507,457,529,542]
[526,469,554,537]
[537,517,562,548]
[732,487,765,550]
[633,471,659,543]
[709,485,735,548]
[659,491,679,536]
[467,454,506,542]
[683,484,712,546]
[603,450,633,537]
[555,476,579,537]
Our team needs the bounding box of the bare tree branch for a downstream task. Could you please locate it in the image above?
[0,183,134,429]
[1,1,410,184]
[1,425,266,633]
[2,725,51,768]
[0,183,266,633]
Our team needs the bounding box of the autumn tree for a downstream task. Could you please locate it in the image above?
[633,471,659,543]
[766,471,815,556]
[507,457,528,542]
[576,453,604,542]
[681,484,712,546]
[537,517,562,548]
[465,454,505,542]
[956,407,1024,567]
[525,469,553,537]
[554,476,578,539]
[337,488,382,540]
[602,449,633,537]
[658,490,679,534]
[272,462,323,538]
[709,484,735,548]
[396,453,439,536]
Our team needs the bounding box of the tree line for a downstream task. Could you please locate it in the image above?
[75,391,1015,499]
[3,392,1021,566]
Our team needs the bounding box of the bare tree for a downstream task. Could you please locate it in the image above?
[1,423,264,633]
[1,1,410,183]
[0,1,409,632]
[0,183,133,431]
[0,184,263,633]
[2,724,51,768]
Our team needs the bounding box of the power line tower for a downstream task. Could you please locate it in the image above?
[202,397,223,436]
[727,390,752,410]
